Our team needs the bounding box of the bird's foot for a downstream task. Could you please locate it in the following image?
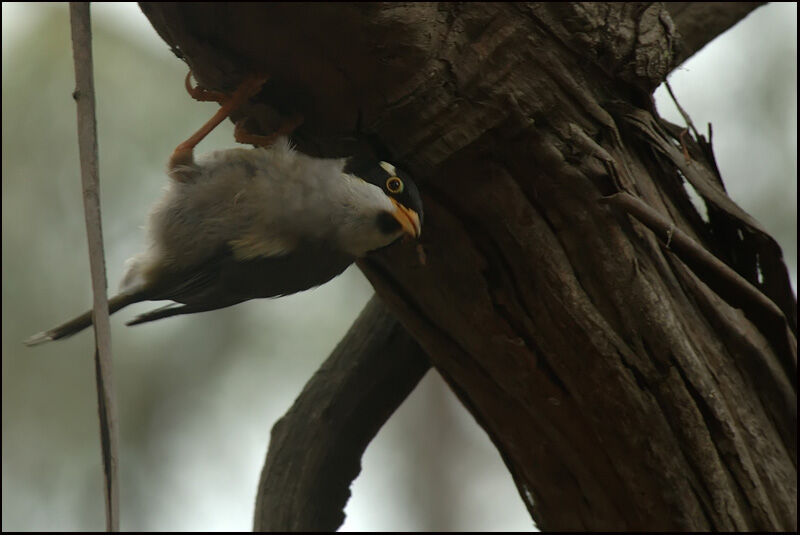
[184,71,227,103]
[169,71,271,177]
[184,70,269,105]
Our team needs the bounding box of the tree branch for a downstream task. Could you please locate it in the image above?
[254,295,430,531]
[141,4,797,530]
[666,2,765,67]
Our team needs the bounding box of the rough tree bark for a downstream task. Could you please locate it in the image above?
[140,3,796,531]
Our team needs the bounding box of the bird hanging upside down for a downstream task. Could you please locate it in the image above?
[26,72,423,345]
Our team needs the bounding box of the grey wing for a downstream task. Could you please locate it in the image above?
[130,243,355,325]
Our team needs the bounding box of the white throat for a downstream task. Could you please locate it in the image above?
[329,174,401,257]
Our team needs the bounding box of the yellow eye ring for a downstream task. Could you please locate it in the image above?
[386,176,404,194]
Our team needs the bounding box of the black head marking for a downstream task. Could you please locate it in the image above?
[344,157,424,226]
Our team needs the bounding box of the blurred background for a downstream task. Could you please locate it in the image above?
[2,3,796,531]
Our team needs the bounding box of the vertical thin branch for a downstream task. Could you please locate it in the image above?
[69,3,119,531]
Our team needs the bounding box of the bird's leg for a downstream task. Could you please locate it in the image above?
[169,72,269,177]
[233,113,305,148]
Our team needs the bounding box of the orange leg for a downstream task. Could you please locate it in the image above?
[169,72,269,175]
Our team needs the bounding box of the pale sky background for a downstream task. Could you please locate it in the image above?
[2,2,796,532]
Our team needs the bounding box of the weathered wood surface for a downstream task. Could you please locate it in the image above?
[141,3,796,530]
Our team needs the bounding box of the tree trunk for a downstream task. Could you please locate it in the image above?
[140,2,796,530]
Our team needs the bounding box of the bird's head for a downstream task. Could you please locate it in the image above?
[342,157,423,255]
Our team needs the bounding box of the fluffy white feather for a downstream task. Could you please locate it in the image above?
[120,138,398,293]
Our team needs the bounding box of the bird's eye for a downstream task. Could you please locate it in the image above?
[386,177,404,194]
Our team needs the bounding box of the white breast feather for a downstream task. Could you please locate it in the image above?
[120,138,399,291]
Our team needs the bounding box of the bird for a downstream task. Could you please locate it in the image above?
[25,72,423,346]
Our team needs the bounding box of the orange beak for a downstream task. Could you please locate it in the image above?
[390,198,422,239]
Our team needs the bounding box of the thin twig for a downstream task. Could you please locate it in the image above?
[69,3,120,531]
[678,128,692,164]
[665,81,702,141]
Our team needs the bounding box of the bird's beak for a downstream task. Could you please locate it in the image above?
[390,198,422,239]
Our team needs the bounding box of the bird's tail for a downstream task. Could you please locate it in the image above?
[125,301,238,326]
[24,291,145,346]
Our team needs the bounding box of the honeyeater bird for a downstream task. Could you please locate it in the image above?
[25,73,423,346]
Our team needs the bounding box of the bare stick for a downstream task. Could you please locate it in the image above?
[69,3,120,531]
[665,81,702,142]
